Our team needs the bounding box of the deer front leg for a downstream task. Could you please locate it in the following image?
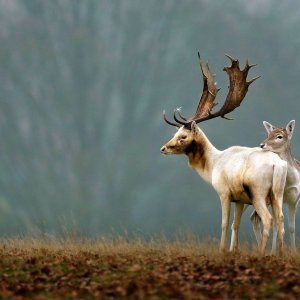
[229,203,244,252]
[219,194,231,253]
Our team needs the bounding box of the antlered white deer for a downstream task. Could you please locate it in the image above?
[160,53,287,255]
[251,120,299,253]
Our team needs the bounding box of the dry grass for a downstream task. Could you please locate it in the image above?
[0,236,299,299]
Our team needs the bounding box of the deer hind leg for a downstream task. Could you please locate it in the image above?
[288,203,297,253]
[250,210,262,246]
[252,199,272,256]
[270,217,278,255]
[271,216,278,255]
[271,202,284,256]
[230,203,244,252]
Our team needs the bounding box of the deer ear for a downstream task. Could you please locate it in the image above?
[191,121,198,133]
[286,120,295,139]
[263,121,276,135]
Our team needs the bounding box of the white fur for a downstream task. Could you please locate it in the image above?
[253,120,299,253]
[162,124,287,255]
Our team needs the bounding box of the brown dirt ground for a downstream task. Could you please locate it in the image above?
[0,237,299,299]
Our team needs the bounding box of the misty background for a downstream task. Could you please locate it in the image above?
[0,0,299,243]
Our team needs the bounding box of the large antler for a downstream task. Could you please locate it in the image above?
[186,52,220,120]
[163,52,260,128]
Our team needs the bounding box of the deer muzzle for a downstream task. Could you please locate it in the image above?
[260,143,266,149]
[160,146,166,154]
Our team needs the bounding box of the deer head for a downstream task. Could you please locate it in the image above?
[161,52,259,155]
[260,120,295,153]
[160,121,199,155]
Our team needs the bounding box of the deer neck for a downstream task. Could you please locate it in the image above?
[276,142,300,185]
[186,128,219,183]
[278,143,295,167]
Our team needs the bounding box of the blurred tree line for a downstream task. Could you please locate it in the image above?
[0,0,299,240]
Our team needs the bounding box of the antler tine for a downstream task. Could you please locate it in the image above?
[177,110,188,121]
[174,107,188,121]
[192,55,259,123]
[245,59,257,69]
[247,75,261,85]
[173,110,189,126]
[163,110,179,127]
[225,53,238,63]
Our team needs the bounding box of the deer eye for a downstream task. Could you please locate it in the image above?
[180,135,187,140]
[277,135,283,139]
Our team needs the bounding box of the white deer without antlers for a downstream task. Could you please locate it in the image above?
[252,120,299,253]
[161,53,287,255]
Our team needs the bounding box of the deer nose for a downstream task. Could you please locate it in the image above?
[160,146,166,153]
[260,143,265,149]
